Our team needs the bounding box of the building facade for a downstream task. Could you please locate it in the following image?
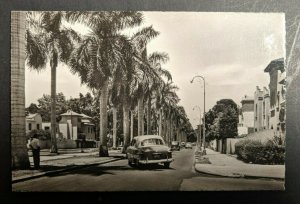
[254,86,270,132]
[80,113,96,141]
[238,95,254,136]
[26,113,42,133]
[59,110,83,140]
[264,58,286,135]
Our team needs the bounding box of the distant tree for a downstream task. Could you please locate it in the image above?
[25,103,39,116]
[204,99,238,141]
[218,107,238,139]
[37,92,68,122]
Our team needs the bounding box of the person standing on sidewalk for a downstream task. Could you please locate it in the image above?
[30,134,40,169]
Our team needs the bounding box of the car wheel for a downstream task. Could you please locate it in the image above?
[163,162,170,169]
[128,159,134,167]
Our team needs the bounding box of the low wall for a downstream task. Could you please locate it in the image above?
[221,130,276,154]
[39,140,51,149]
[225,138,239,154]
[27,139,51,149]
[57,138,77,149]
[217,140,222,153]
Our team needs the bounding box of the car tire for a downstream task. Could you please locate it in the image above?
[128,159,134,167]
[163,162,170,169]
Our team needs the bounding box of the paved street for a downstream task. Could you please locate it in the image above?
[12,147,284,191]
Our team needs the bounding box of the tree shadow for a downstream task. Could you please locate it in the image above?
[45,163,175,178]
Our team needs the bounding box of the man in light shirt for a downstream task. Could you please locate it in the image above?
[30,134,40,169]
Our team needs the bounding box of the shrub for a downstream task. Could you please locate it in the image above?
[235,136,285,165]
[26,129,51,140]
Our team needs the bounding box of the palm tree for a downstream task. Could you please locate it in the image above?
[155,81,179,141]
[11,11,31,169]
[130,26,160,136]
[26,11,78,153]
[67,11,143,156]
[145,52,171,135]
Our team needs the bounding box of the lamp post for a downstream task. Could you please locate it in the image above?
[191,75,206,155]
[193,106,202,148]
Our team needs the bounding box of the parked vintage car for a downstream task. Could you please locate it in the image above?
[171,141,180,151]
[126,135,174,168]
[185,142,193,149]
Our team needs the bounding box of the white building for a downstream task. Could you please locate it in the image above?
[238,95,254,136]
[264,58,286,134]
[26,113,42,133]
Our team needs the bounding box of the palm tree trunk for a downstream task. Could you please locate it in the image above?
[137,95,144,135]
[159,108,162,136]
[122,105,130,153]
[176,128,180,141]
[146,96,151,134]
[11,11,30,169]
[130,110,134,141]
[50,62,58,153]
[112,107,117,149]
[170,119,174,143]
[163,112,167,141]
[99,79,109,157]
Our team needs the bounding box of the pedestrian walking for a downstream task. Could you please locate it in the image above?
[30,133,40,169]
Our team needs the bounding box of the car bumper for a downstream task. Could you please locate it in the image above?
[138,158,174,164]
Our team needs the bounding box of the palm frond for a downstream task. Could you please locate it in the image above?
[132,26,160,52]
[25,30,47,70]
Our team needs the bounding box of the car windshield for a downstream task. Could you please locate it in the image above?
[141,138,164,146]
[172,141,179,145]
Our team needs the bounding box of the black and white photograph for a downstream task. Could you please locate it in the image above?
[11,11,286,191]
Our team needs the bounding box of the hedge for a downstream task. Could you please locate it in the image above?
[235,138,285,164]
[26,129,51,140]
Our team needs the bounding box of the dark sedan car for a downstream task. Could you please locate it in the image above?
[171,141,180,151]
[126,135,174,168]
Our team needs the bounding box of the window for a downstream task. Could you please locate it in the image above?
[37,124,40,130]
[141,138,164,146]
[28,123,32,130]
[45,127,50,131]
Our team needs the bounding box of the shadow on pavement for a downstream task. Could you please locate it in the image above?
[47,163,175,178]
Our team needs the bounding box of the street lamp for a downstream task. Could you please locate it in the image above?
[191,75,206,155]
[193,106,201,148]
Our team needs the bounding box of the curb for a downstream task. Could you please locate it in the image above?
[193,165,285,180]
[12,157,124,184]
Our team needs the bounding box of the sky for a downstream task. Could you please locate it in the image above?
[25,12,285,128]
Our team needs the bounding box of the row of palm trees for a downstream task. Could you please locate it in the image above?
[11,11,193,169]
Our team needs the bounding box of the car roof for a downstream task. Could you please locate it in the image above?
[133,135,164,141]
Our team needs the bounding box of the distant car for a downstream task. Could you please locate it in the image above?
[192,142,196,146]
[185,142,193,149]
[126,135,174,168]
[171,141,180,151]
[180,142,186,148]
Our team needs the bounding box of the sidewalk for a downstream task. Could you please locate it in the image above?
[12,149,126,183]
[194,148,285,179]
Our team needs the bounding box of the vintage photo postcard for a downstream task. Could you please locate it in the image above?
[11,11,285,191]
